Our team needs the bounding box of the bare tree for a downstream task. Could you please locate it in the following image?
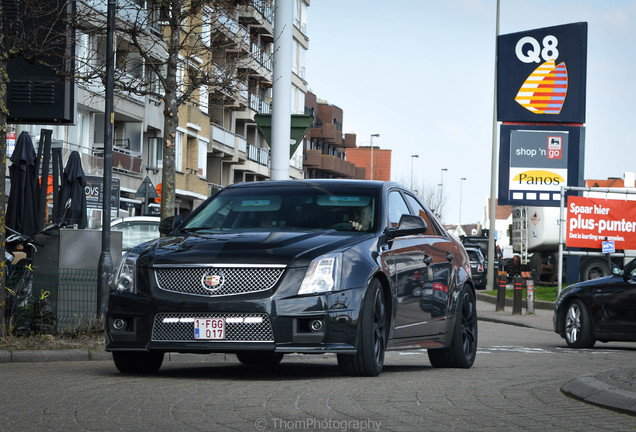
[396,176,447,222]
[0,0,256,326]
[73,0,254,219]
[421,184,447,222]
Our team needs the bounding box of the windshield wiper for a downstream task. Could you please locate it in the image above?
[178,227,211,233]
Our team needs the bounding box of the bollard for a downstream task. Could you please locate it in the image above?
[526,277,535,314]
[512,275,523,315]
[496,270,507,312]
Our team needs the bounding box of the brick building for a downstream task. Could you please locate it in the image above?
[346,147,392,181]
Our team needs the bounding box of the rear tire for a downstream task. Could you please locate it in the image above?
[428,286,477,368]
[236,351,284,367]
[580,259,610,281]
[563,299,596,348]
[112,351,164,374]
[337,279,387,377]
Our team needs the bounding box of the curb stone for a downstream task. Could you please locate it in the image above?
[561,369,636,415]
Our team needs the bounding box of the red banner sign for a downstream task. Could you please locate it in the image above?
[567,196,636,249]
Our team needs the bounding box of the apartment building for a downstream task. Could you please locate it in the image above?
[10,0,310,219]
[302,92,364,179]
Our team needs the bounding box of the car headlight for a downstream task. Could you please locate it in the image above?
[298,253,342,295]
[110,253,138,293]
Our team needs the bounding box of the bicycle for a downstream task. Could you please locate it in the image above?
[4,223,63,335]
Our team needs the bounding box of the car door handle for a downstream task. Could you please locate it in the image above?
[423,254,433,265]
[446,253,454,262]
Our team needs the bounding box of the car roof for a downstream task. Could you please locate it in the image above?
[464,247,484,256]
[225,179,400,191]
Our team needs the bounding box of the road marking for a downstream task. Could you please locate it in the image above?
[392,346,617,356]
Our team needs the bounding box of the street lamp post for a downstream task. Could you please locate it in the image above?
[438,167,448,197]
[410,154,419,190]
[459,177,467,234]
[370,133,380,180]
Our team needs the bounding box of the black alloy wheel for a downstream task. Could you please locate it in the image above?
[563,299,596,348]
[428,285,477,368]
[337,279,387,377]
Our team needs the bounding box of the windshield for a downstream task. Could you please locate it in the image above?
[184,185,378,233]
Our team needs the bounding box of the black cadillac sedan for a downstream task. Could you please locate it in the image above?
[554,257,636,348]
[106,180,477,376]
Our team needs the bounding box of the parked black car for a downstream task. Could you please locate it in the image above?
[465,247,487,289]
[553,258,636,348]
[106,180,477,376]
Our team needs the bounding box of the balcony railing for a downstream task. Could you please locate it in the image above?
[254,0,273,24]
[248,93,271,114]
[216,7,250,46]
[249,42,273,73]
[92,144,143,176]
[248,144,269,166]
[212,123,247,153]
[238,135,247,153]
[304,149,321,167]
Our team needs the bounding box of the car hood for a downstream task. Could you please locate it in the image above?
[135,230,374,267]
[555,274,618,306]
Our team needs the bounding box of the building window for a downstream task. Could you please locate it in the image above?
[148,137,163,170]
[175,130,183,171]
[198,140,207,177]
[177,61,185,97]
[202,7,211,47]
[200,84,208,113]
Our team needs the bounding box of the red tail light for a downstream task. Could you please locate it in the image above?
[432,282,448,293]
[478,263,484,272]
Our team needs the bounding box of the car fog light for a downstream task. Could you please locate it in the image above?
[113,318,127,330]
[310,319,323,331]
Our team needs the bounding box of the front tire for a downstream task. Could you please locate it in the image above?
[236,351,284,367]
[112,351,164,374]
[563,299,596,348]
[428,286,477,368]
[337,279,387,377]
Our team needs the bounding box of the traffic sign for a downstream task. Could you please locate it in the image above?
[135,176,159,199]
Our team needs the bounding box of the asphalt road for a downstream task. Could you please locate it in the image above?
[1,320,634,431]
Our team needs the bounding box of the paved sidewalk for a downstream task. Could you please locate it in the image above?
[476,292,636,415]
[476,292,554,331]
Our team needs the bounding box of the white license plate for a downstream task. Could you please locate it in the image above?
[194,318,225,340]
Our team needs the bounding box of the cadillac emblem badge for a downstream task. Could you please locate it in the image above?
[202,272,224,291]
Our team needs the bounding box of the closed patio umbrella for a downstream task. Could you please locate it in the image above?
[57,151,88,228]
[6,131,40,236]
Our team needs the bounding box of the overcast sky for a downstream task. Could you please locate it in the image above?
[306,0,636,225]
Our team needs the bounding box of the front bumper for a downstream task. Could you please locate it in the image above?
[105,287,365,355]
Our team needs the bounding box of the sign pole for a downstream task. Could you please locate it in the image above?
[486,0,500,291]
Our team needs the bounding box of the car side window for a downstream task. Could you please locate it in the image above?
[388,191,411,228]
[404,194,440,236]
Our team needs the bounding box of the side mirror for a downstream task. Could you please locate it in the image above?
[386,214,427,240]
[159,215,182,235]
[612,264,623,276]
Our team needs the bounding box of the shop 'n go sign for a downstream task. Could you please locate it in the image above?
[567,196,636,249]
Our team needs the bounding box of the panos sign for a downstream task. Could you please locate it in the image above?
[497,22,587,123]
[498,124,585,207]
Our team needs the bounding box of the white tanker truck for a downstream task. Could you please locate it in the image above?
[511,206,622,283]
